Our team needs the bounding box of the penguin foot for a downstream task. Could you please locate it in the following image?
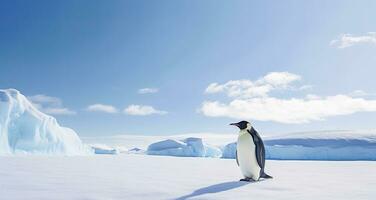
[239,178,254,182]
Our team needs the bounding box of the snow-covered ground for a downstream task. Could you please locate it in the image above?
[0,155,375,200]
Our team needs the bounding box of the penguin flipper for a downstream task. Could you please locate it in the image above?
[247,128,265,169]
[260,172,273,179]
[235,150,239,166]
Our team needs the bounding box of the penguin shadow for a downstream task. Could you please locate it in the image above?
[174,180,254,200]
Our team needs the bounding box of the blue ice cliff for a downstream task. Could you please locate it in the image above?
[0,89,91,155]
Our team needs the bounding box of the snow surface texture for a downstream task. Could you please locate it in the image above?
[147,137,222,157]
[0,155,375,200]
[0,89,91,155]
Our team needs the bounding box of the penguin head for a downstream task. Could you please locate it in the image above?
[229,121,251,130]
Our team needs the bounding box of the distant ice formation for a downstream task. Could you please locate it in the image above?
[221,130,376,160]
[147,137,222,157]
[85,130,376,160]
[0,89,91,155]
[221,142,237,159]
[90,144,119,155]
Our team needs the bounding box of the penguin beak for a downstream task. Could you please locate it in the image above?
[229,123,239,127]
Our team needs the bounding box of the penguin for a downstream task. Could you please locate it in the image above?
[230,121,272,182]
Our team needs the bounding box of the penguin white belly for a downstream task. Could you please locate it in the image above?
[237,132,261,180]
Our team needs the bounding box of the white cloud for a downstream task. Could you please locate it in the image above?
[43,108,76,115]
[200,95,376,124]
[306,94,321,100]
[138,88,159,94]
[86,104,118,113]
[260,71,301,87]
[28,94,62,107]
[28,94,76,115]
[205,80,272,98]
[201,72,376,124]
[330,32,376,48]
[205,72,301,98]
[124,105,167,116]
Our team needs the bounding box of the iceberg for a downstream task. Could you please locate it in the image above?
[221,142,237,159]
[0,89,91,155]
[90,144,119,155]
[128,147,145,154]
[147,137,222,157]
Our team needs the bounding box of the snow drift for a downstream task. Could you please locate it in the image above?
[222,130,376,160]
[147,137,222,157]
[0,89,91,155]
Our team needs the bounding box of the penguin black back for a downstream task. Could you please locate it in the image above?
[247,127,272,179]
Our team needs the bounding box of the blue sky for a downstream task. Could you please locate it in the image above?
[1,0,376,136]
